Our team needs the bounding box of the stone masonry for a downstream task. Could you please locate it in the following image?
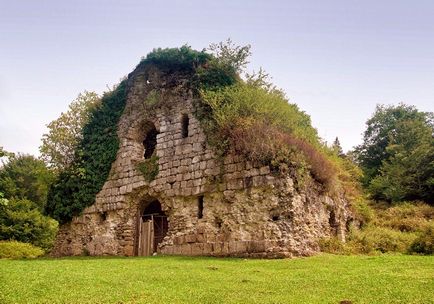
[51,62,350,258]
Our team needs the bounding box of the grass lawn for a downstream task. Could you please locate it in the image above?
[0,254,433,304]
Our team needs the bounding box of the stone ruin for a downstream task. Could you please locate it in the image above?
[51,61,351,258]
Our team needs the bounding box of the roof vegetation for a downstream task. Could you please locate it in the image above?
[46,41,359,223]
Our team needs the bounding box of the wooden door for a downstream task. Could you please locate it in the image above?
[138,217,154,256]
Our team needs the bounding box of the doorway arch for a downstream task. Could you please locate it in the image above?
[136,199,168,256]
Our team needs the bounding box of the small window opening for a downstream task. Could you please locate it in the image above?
[329,210,337,228]
[181,114,189,138]
[143,126,158,159]
[272,215,279,222]
[100,211,107,223]
[198,195,204,219]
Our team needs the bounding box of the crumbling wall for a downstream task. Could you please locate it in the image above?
[51,63,350,258]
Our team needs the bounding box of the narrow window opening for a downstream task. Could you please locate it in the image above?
[100,211,107,223]
[329,210,337,228]
[272,215,279,222]
[143,125,158,159]
[181,114,189,138]
[197,195,204,219]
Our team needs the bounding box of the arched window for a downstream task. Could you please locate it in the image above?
[143,125,158,159]
[181,114,189,138]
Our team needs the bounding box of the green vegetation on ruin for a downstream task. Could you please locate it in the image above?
[46,43,349,223]
[0,254,433,304]
[45,81,127,223]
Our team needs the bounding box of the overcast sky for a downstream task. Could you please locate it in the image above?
[1,0,433,156]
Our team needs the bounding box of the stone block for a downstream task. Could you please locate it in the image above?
[180,244,192,255]
[174,235,184,245]
[203,243,213,254]
[192,186,201,195]
[227,179,243,190]
[259,166,270,175]
[252,176,264,187]
[191,243,204,256]
[199,161,207,170]
[247,241,266,253]
[185,234,196,243]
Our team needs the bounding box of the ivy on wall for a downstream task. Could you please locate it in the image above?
[45,81,127,223]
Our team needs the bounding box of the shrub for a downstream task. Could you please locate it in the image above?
[137,155,159,182]
[409,224,434,255]
[0,198,58,250]
[319,237,346,254]
[199,83,339,191]
[350,226,417,253]
[140,45,210,74]
[0,241,44,259]
[351,198,375,228]
[374,202,433,232]
[0,154,54,210]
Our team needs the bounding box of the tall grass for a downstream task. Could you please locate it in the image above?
[200,83,344,192]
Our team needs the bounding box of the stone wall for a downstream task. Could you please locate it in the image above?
[51,63,350,258]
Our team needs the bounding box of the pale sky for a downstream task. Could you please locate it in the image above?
[1,0,433,156]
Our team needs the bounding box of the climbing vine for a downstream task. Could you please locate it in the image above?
[45,81,127,223]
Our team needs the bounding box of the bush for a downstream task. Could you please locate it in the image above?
[351,198,375,228]
[0,154,54,210]
[0,199,58,250]
[137,155,159,182]
[198,83,340,191]
[350,226,417,253]
[374,202,433,232]
[409,224,434,255]
[319,237,346,254]
[0,241,44,259]
[140,45,210,73]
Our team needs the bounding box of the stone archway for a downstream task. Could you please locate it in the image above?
[135,199,168,256]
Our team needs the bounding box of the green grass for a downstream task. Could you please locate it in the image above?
[0,254,433,304]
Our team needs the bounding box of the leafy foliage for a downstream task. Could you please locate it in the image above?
[40,91,100,171]
[0,198,58,250]
[136,155,159,182]
[322,201,433,255]
[409,223,434,254]
[369,118,434,203]
[199,83,339,190]
[0,241,44,259]
[0,154,54,210]
[46,81,127,223]
[0,147,14,159]
[352,103,434,205]
[140,45,210,73]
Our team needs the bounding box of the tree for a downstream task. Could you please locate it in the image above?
[332,137,345,157]
[354,104,433,186]
[0,154,54,210]
[40,91,100,171]
[369,119,434,203]
[354,103,434,203]
[208,38,251,73]
[0,146,14,159]
[0,198,58,250]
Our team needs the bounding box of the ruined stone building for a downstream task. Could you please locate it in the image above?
[52,58,350,258]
